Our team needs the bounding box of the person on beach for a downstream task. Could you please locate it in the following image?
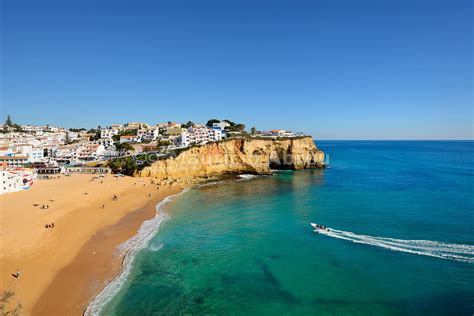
[15,269,20,278]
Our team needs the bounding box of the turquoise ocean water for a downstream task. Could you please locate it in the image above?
[93,141,473,315]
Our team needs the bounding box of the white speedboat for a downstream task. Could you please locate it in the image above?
[311,223,330,233]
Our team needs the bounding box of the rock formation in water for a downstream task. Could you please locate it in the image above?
[138,136,324,181]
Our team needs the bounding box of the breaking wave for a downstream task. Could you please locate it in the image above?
[238,174,258,180]
[315,227,474,263]
[84,190,189,316]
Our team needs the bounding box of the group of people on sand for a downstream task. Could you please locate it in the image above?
[45,222,55,229]
[38,198,55,209]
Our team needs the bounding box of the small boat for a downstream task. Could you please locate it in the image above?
[311,223,330,232]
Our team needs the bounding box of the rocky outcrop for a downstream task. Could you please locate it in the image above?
[138,136,324,181]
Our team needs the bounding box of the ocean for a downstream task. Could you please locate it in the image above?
[90,141,474,315]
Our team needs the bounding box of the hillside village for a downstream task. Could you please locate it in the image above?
[0,116,304,194]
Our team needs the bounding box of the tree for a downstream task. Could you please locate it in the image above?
[12,124,23,133]
[65,132,70,144]
[251,127,256,135]
[87,128,101,141]
[181,121,194,129]
[206,119,220,127]
[69,128,86,132]
[157,139,171,146]
[112,129,138,142]
[115,142,135,153]
[235,124,246,132]
[223,119,236,127]
[4,115,12,127]
[108,157,138,176]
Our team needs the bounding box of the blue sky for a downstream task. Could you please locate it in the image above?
[1,0,472,139]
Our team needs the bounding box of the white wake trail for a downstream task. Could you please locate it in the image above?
[316,228,474,263]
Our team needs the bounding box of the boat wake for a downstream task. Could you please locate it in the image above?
[316,227,474,263]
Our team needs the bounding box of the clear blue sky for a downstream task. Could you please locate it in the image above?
[1,0,472,139]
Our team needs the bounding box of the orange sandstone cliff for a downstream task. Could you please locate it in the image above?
[138,136,324,181]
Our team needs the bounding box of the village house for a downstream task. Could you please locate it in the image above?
[0,156,29,168]
[120,135,140,143]
[125,122,149,130]
[180,124,223,147]
[137,127,160,142]
[0,167,37,194]
[100,128,119,139]
[212,121,230,130]
[266,129,296,137]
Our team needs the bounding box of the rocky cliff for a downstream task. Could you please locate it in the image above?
[138,136,324,181]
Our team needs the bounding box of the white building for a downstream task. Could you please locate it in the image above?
[99,128,120,148]
[53,145,78,163]
[77,144,106,162]
[0,168,37,195]
[180,125,223,147]
[97,138,114,148]
[21,125,44,134]
[209,128,222,141]
[0,156,29,168]
[67,131,79,141]
[99,149,121,159]
[119,135,140,143]
[9,145,45,163]
[212,121,230,130]
[100,128,119,139]
[267,129,295,137]
[137,127,159,142]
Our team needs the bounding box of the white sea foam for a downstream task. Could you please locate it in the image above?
[84,189,189,316]
[316,227,474,263]
[237,174,258,180]
[148,243,164,252]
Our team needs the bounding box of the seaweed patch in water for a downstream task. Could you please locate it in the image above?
[193,297,204,304]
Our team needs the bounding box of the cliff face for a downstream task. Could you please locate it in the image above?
[138,136,324,180]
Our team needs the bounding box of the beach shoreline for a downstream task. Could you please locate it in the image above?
[84,189,188,315]
[0,174,182,315]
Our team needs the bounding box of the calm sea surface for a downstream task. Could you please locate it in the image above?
[99,141,474,315]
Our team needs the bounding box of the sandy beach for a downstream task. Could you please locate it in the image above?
[0,174,181,315]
